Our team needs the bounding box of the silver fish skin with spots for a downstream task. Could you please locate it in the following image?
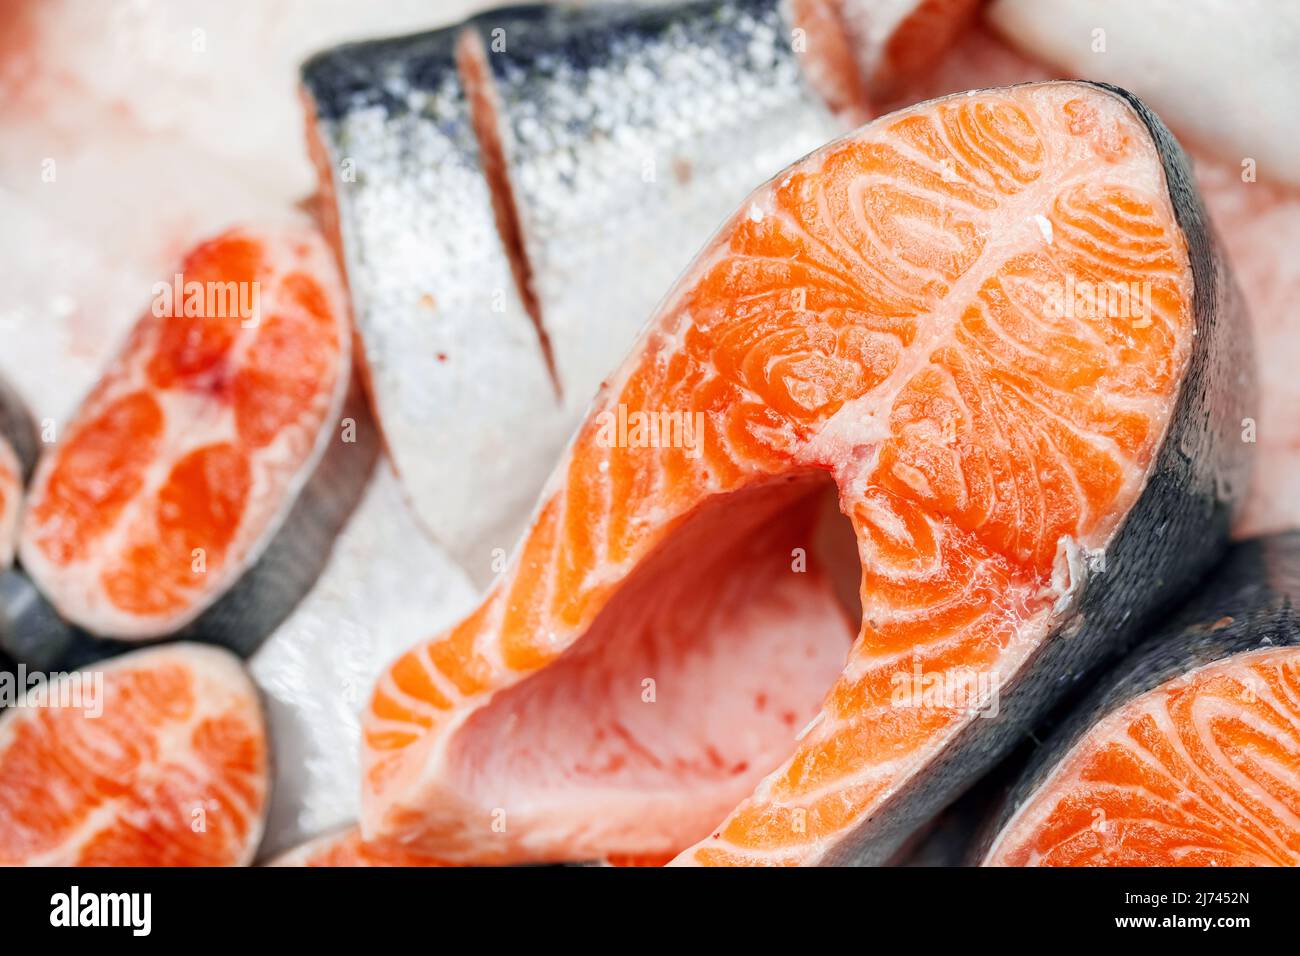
[302,26,570,589]
[301,0,854,588]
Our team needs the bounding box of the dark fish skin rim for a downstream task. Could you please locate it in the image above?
[0,371,380,673]
[0,375,39,482]
[821,80,1255,865]
[972,532,1300,865]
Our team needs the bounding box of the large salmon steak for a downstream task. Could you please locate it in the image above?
[360,81,1252,866]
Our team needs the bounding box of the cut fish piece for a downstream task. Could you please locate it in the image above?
[461,0,848,413]
[989,0,1300,188]
[835,0,983,101]
[301,28,570,586]
[983,533,1300,866]
[250,462,476,859]
[0,0,469,429]
[16,223,365,644]
[0,643,268,866]
[360,82,1251,865]
[268,825,450,867]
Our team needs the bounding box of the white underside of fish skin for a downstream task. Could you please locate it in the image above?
[249,461,477,860]
[987,0,1300,188]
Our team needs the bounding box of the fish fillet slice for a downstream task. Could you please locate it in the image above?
[362,82,1246,865]
[18,224,351,640]
[985,647,1300,866]
[0,643,268,866]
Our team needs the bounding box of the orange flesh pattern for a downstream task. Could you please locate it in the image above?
[19,226,346,631]
[0,436,20,568]
[362,85,1193,865]
[0,646,267,866]
[986,649,1300,866]
[271,827,451,867]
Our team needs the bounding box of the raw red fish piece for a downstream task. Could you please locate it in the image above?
[984,533,1300,866]
[360,82,1249,865]
[269,826,450,867]
[18,224,352,640]
[0,643,268,866]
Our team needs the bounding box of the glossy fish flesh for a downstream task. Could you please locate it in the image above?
[0,642,268,866]
[358,81,1251,865]
[460,0,849,411]
[983,532,1300,866]
[5,223,377,658]
[834,0,982,101]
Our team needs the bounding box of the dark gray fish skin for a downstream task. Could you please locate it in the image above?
[824,82,1255,866]
[0,373,379,673]
[974,532,1300,864]
[0,375,38,481]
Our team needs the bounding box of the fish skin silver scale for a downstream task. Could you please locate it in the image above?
[303,29,570,587]
[469,0,844,411]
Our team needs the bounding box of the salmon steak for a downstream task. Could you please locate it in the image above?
[0,643,268,866]
[359,81,1251,865]
[983,532,1300,866]
[15,223,361,644]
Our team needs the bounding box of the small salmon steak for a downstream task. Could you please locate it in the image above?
[361,82,1250,866]
[983,533,1300,866]
[0,643,268,865]
[19,224,350,640]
